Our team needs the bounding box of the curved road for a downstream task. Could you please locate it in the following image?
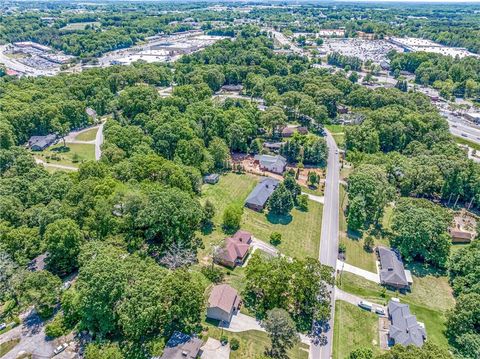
[310,130,340,359]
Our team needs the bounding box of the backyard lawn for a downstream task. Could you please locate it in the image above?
[333,301,379,359]
[337,272,454,349]
[34,143,95,169]
[74,127,98,141]
[203,324,309,359]
[199,172,322,261]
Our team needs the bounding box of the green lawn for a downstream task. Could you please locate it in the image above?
[75,127,98,141]
[61,21,101,31]
[34,143,95,168]
[454,136,480,151]
[0,339,20,357]
[339,185,378,272]
[199,172,322,261]
[337,272,454,349]
[325,125,345,134]
[333,301,379,359]
[204,323,309,359]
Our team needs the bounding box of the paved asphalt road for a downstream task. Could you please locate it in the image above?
[310,130,341,359]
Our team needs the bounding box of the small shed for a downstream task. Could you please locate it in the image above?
[204,174,220,185]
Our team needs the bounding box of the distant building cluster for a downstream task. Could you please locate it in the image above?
[388,37,479,59]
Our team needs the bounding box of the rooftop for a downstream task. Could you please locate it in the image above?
[377,247,409,288]
[208,284,240,314]
[388,300,426,347]
[245,177,280,208]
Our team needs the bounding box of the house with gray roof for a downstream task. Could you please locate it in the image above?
[28,134,56,151]
[254,154,287,174]
[377,247,410,290]
[387,300,426,347]
[245,177,280,211]
[159,331,203,359]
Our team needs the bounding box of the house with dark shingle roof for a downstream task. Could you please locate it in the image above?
[377,247,410,290]
[159,331,203,359]
[207,284,241,323]
[28,134,57,151]
[387,300,426,347]
[245,177,280,211]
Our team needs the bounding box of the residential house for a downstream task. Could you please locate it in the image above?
[245,177,280,211]
[387,300,426,347]
[337,104,349,114]
[281,126,308,138]
[159,332,203,359]
[220,84,243,93]
[215,230,252,268]
[207,284,241,323]
[254,154,287,174]
[204,174,220,184]
[28,134,56,151]
[449,228,475,243]
[263,142,283,153]
[377,247,410,290]
[85,107,97,120]
[27,253,47,272]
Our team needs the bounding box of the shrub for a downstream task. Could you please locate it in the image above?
[363,236,374,252]
[45,314,68,338]
[230,337,240,350]
[296,194,309,211]
[270,232,282,246]
[201,266,225,284]
[339,243,347,253]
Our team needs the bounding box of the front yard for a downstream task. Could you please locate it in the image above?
[33,143,95,169]
[333,301,379,359]
[199,172,322,262]
[203,324,309,359]
[337,272,454,349]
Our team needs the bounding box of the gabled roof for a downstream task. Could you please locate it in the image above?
[231,230,252,244]
[220,238,250,263]
[208,284,240,314]
[245,177,280,207]
[254,154,287,169]
[377,247,408,287]
[388,300,426,347]
[160,331,203,359]
[28,134,56,149]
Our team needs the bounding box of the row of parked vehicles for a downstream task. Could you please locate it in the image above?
[358,300,385,315]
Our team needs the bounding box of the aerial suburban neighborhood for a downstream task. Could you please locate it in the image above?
[0,1,479,359]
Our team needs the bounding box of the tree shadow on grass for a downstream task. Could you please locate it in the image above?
[405,261,446,278]
[266,213,292,225]
[51,146,70,153]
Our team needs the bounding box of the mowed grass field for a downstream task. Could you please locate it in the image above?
[337,272,454,349]
[333,301,379,359]
[199,172,322,261]
[34,143,95,168]
[204,323,309,359]
[74,127,98,141]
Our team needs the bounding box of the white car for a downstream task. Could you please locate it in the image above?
[53,343,68,355]
[0,322,6,331]
[358,300,373,311]
[375,307,385,315]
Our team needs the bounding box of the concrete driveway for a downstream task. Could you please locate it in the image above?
[0,310,55,359]
[200,338,230,359]
[303,192,325,204]
[336,260,380,283]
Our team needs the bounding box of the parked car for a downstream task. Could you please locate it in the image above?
[358,300,373,311]
[0,322,6,331]
[53,343,68,355]
[375,307,385,315]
